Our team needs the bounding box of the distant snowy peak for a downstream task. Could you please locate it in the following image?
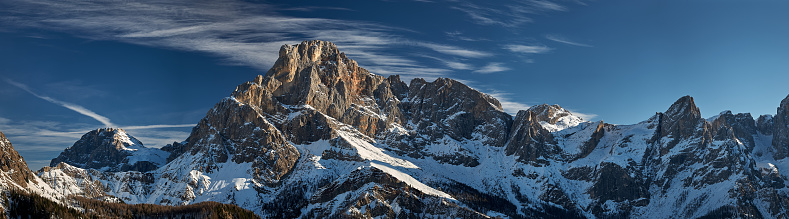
[49,128,168,172]
[526,103,584,132]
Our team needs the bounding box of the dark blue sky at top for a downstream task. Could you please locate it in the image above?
[1,0,789,170]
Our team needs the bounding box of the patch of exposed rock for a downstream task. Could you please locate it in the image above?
[179,98,300,185]
[0,131,36,188]
[505,110,557,165]
[773,94,789,159]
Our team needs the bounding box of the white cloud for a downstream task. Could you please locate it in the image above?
[444,61,473,70]
[474,62,510,74]
[416,42,492,58]
[505,44,553,54]
[445,31,487,42]
[567,109,598,121]
[546,34,593,47]
[451,1,568,28]
[417,55,474,70]
[0,0,491,79]
[488,93,531,115]
[5,79,116,127]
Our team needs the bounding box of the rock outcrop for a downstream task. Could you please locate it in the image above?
[773,94,789,159]
[0,131,36,188]
[505,110,557,165]
[652,96,711,154]
[406,78,512,147]
[258,40,398,139]
[757,114,774,135]
[710,111,757,150]
[177,98,300,185]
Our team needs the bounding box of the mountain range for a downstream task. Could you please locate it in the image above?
[1,40,788,218]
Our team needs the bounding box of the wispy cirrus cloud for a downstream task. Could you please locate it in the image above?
[474,62,510,74]
[546,34,593,47]
[487,91,531,115]
[566,109,598,121]
[0,0,491,80]
[415,42,492,58]
[417,55,474,71]
[505,44,553,54]
[6,79,197,130]
[450,0,568,28]
[1,79,196,166]
[5,79,116,127]
[445,31,488,42]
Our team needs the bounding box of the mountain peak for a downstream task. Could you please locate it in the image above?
[664,95,701,120]
[655,95,708,149]
[278,40,339,62]
[49,128,167,172]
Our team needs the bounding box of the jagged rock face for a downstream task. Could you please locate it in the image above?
[259,40,396,138]
[658,96,704,139]
[710,111,757,149]
[505,110,557,165]
[181,98,300,185]
[406,78,512,147]
[757,114,774,135]
[576,121,608,160]
[773,94,789,159]
[653,96,711,154]
[529,104,572,124]
[588,162,649,214]
[0,131,35,188]
[49,128,166,172]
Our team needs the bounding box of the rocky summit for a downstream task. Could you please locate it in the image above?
[2,40,789,218]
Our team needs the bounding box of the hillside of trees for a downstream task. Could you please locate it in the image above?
[2,189,260,219]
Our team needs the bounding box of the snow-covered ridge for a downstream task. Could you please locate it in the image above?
[28,41,789,218]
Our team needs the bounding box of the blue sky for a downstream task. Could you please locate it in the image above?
[1,0,789,170]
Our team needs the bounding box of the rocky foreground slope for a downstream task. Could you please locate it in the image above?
[12,40,789,218]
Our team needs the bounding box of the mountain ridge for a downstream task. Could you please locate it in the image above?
[3,40,788,218]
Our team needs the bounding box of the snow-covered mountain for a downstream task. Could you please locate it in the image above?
[25,40,789,218]
[50,128,169,172]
